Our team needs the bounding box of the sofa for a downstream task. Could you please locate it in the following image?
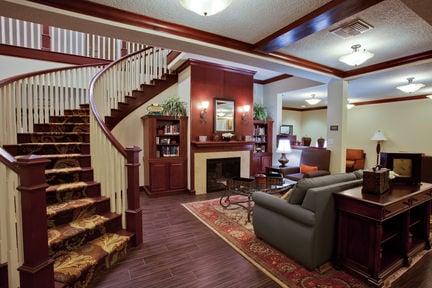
[284,148,331,181]
[346,149,366,172]
[252,172,363,270]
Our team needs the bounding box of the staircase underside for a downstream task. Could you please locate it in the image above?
[105,73,178,130]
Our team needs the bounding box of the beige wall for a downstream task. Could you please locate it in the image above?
[112,84,179,186]
[282,109,327,145]
[282,110,302,136]
[302,110,327,145]
[347,99,432,169]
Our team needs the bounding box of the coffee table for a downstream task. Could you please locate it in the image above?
[219,177,296,222]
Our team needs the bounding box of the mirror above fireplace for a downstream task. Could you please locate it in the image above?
[214,98,235,132]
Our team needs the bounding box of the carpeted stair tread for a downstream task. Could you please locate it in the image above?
[6,142,90,156]
[48,212,121,257]
[46,166,92,175]
[18,153,91,170]
[34,123,89,133]
[17,132,90,144]
[49,115,90,124]
[47,196,109,218]
[64,108,90,116]
[46,181,101,204]
[53,232,131,285]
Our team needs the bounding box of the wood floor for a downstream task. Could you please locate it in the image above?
[93,192,430,288]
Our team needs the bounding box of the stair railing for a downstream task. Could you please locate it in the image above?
[89,47,170,246]
[0,63,106,145]
[0,148,55,288]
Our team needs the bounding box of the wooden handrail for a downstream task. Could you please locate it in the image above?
[0,147,18,173]
[88,46,154,158]
[0,62,108,87]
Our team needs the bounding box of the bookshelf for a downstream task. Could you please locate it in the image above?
[142,115,188,197]
[251,120,273,175]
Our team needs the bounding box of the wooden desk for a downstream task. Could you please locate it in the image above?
[334,183,432,287]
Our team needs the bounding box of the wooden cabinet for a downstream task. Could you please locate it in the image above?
[142,115,188,197]
[251,120,273,176]
[335,184,432,287]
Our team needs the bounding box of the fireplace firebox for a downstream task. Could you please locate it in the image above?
[206,157,240,192]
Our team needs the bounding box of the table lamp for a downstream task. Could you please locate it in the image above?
[370,130,387,166]
[276,139,292,167]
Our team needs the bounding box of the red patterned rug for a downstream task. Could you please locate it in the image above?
[182,196,430,288]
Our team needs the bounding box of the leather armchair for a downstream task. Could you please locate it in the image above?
[285,148,331,181]
[346,149,365,172]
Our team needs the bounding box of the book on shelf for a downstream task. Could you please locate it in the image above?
[161,124,180,135]
[253,126,266,136]
[159,146,179,157]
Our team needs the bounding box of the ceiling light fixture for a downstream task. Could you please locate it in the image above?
[338,44,374,66]
[179,0,232,16]
[305,94,321,105]
[396,77,425,93]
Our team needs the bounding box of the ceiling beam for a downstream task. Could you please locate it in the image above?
[253,74,292,85]
[254,0,384,53]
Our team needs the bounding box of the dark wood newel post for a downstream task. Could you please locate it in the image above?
[125,146,143,247]
[16,155,54,288]
[41,25,51,51]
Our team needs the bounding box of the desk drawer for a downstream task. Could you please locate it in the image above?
[384,200,410,218]
[410,193,432,206]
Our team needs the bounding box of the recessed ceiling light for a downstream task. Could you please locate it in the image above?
[301,105,306,108]
[179,0,232,16]
[338,44,374,66]
[427,95,432,100]
[305,94,321,105]
[396,77,425,93]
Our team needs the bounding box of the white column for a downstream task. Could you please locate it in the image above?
[263,91,282,165]
[327,79,348,173]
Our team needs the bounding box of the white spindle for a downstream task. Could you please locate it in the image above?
[8,18,13,45]
[36,24,41,49]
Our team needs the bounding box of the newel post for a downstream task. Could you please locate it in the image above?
[121,40,128,57]
[125,146,143,247]
[16,155,54,288]
[41,25,51,51]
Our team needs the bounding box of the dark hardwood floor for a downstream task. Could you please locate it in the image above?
[93,192,431,288]
[93,192,278,288]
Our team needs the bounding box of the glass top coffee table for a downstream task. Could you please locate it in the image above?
[219,177,297,222]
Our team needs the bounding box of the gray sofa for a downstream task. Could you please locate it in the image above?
[252,172,363,270]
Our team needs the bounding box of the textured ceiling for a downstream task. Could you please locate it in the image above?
[87,0,331,43]
[279,0,432,71]
[282,61,432,107]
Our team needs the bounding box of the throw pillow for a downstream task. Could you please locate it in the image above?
[300,164,318,174]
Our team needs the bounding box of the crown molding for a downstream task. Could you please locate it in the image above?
[283,106,327,112]
[176,59,256,75]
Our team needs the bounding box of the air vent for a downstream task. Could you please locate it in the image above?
[331,20,373,39]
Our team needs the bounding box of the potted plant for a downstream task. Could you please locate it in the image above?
[161,96,187,117]
[253,103,268,121]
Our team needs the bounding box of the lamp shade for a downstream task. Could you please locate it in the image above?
[276,139,292,153]
[370,130,387,141]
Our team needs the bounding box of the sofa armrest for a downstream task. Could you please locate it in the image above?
[304,170,331,178]
[252,192,315,226]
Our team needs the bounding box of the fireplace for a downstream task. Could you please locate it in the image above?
[206,157,240,192]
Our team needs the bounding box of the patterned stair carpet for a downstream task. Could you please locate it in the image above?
[4,105,131,288]
[183,196,431,288]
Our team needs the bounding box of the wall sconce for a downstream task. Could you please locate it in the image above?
[199,101,209,123]
[239,105,250,120]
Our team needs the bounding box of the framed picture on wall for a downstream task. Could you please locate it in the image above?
[280,125,293,135]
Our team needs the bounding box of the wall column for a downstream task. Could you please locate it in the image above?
[327,79,348,173]
[263,91,282,165]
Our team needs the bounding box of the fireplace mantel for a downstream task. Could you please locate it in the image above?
[191,141,254,151]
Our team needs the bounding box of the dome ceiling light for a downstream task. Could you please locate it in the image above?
[179,0,232,16]
[305,94,321,105]
[338,44,374,66]
[396,77,425,93]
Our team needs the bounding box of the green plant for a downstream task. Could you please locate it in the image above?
[161,96,187,117]
[253,103,267,120]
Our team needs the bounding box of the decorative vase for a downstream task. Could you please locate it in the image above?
[302,137,312,146]
[317,137,325,148]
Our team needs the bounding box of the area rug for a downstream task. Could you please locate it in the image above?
[182,196,431,288]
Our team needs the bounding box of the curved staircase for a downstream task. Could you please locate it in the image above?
[4,104,131,287]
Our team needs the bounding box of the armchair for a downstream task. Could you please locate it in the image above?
[346,149,365,172]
